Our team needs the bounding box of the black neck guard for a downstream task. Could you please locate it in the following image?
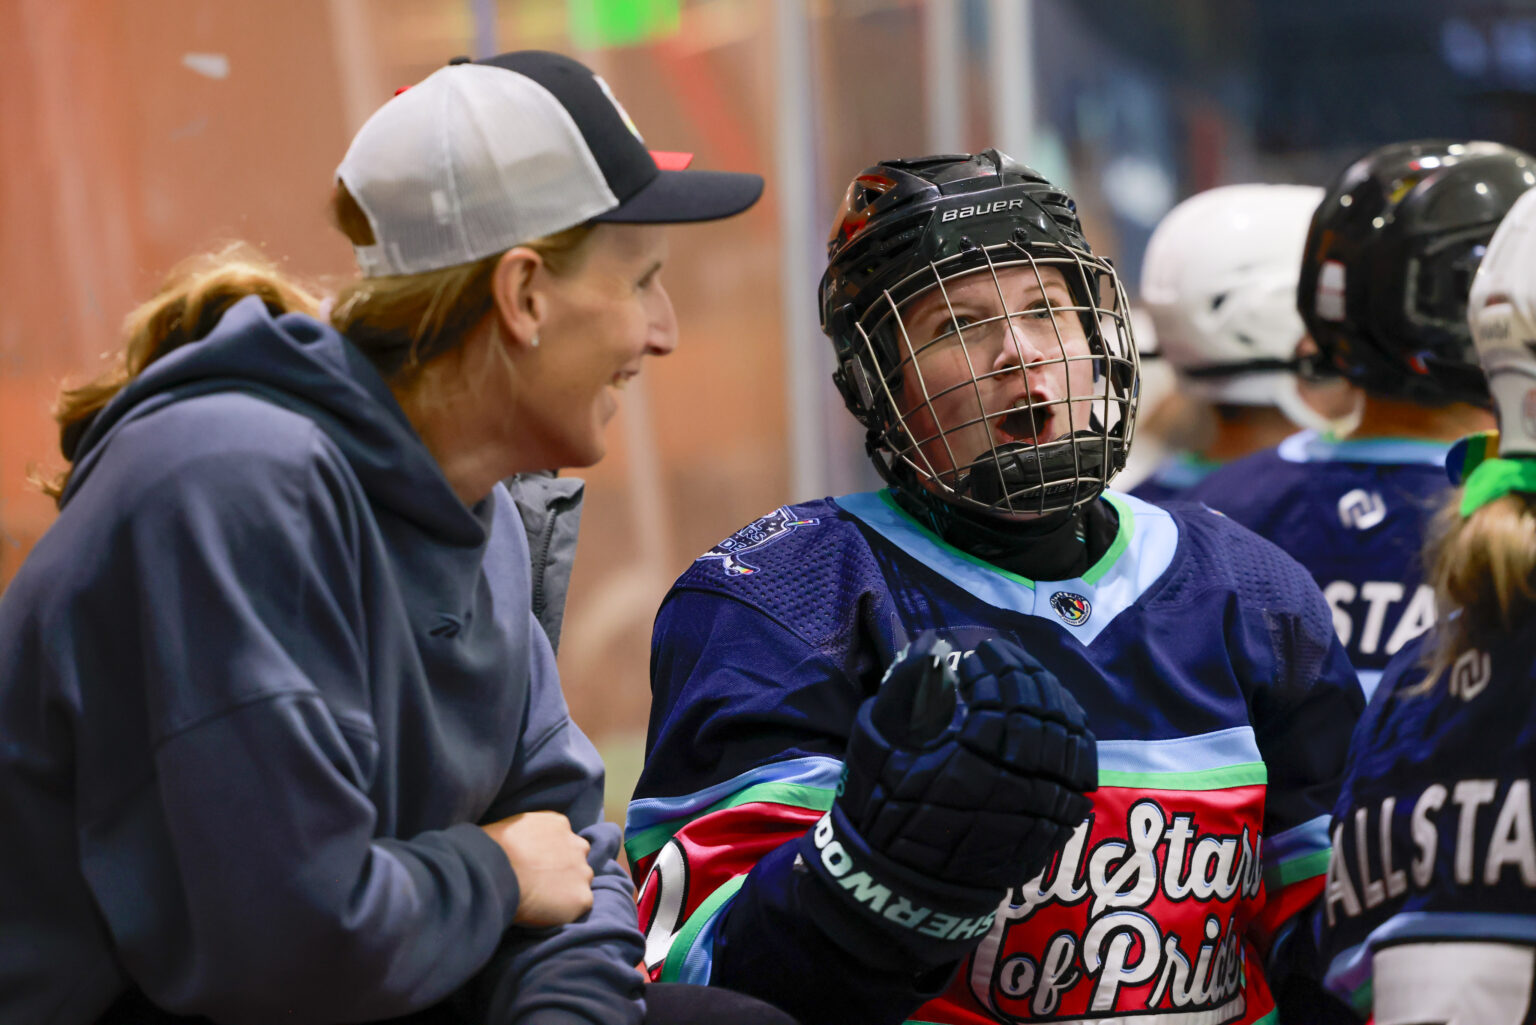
[892,487,1119,581]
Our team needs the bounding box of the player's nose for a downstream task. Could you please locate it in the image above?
[992,313,1048,372]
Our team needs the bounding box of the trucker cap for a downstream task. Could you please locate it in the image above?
[336,50,764,277]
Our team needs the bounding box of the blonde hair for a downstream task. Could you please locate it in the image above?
[1420,491,1536,683]
[326,184,595,385]
[39,184,595,502]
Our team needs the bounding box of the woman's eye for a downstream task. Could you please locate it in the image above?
[1021,302,1054,319]
[941,315,973,336]
[637,269,660,290]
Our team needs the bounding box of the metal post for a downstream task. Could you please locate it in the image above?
[925,0,965,155]
[471,0,497,59]
[987,0,1033,161]
[775,0,827,499]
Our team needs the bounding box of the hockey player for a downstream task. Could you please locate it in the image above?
[1132,184,1358,505]
[1186,141,1536,700]
[1312,183,1536,1023]
[628,150,1365,1025]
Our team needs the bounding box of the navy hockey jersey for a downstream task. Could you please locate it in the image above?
[1128,451,1224,505]
[1184,431,1453,700]
[628,489,1365,1025]
[1315,630,1536,1023]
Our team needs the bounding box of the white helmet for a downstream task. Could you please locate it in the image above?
[1141,183,1325,426]
[1469,185,1536,457]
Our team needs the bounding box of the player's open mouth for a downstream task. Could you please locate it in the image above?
[995,400,1050,443]
[611,370,639,390]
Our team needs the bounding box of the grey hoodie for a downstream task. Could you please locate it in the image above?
[0,297,642,1025]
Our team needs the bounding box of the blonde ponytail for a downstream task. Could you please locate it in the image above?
[40,244,319,501]
[1420,492,1536,683]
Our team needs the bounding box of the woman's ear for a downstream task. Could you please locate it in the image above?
[492,247,547,351]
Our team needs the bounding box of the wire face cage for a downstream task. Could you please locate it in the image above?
[850,239,1139,519]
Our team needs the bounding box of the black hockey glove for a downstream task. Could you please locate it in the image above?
[797,632,1096,965]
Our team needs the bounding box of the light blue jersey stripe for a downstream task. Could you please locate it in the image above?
[1151,452,1223,490]
[1278,430,1452,467]
[836,490,1180,646]
[626,756,843,839]
[1357,668,1384,703]
[1325,912,1536,1001]
[1098,725,1261,776]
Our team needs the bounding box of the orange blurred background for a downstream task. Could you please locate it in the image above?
[13,0,1454,818]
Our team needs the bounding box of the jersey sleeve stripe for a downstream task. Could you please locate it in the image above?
[1099,763,1267,792]
[627,782,837,863]
[1324,911,1536,1012]
[1098,724,1263,774]
[1265,813,1331,867]
[626,755,843,860]
[1265,848,1331,890]
[1322,938,1374,1014]
[658,874,748,984]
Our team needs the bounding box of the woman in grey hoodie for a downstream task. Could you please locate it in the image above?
[0,51,768,1025]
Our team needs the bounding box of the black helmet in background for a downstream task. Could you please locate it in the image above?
[819,150,1138,518]
[1298,139,1536,406]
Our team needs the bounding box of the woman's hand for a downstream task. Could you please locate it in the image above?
[481,811,595,927]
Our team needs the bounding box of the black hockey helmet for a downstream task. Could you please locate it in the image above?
[818,150,1138,518]
[1298,139,1536,406]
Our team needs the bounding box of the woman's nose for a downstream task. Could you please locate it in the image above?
[646,282,679,357]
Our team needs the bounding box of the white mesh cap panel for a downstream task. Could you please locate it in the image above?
[336,64,619,277]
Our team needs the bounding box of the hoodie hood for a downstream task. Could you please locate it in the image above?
[62,295,484,544]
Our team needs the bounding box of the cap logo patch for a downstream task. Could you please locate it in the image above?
[1316,260,1347,322]
[594,74,644,143]
[1050,591,1092,626]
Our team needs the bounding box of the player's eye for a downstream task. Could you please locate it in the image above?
[1018,299,1054,320]
[636,266,662,290]
[935,314,973,339]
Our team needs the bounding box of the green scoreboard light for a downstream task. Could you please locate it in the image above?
[569,0,681,49]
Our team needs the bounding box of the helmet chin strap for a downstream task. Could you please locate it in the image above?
[958,432,1111,510]
[1273,375,1363,437]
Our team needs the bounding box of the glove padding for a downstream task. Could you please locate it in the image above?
[839,631,1096,890]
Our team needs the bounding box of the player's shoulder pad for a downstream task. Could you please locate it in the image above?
[1157,503,1342,695]
[1152,502,1328,618]
[1181,444,1307,518]
[668,497,886,634]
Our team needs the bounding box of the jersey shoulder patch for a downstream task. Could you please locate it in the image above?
[691,504,826,578]
[670,498,887,650]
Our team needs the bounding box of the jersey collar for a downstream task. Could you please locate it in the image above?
[1277,429,1452,467]
[834,489,1179,644]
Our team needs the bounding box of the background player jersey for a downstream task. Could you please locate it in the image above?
[628,489,1364,1025]
[1314,631,1536,1024]
[1183,431,1453,700]
[1128,451,1224,506]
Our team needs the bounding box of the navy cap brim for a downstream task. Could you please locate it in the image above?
[594,169,764,224]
